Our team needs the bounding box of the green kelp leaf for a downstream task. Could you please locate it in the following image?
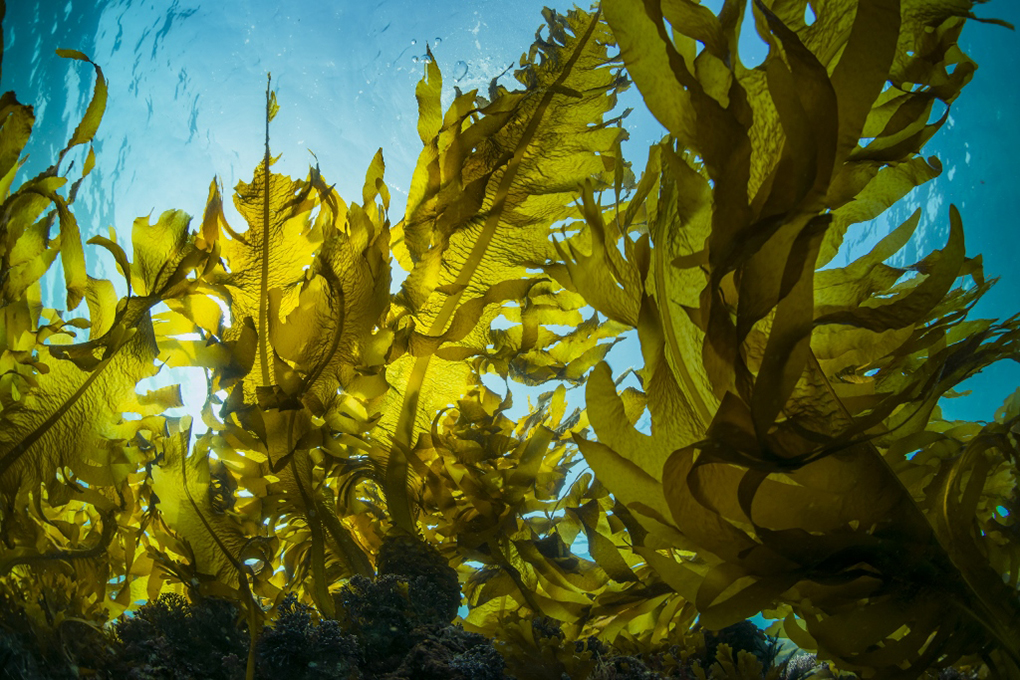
[163,86,393,620]
[216,405,375,619]
[151,425,276,590]
[54,50,107,154]
[217,162,318,393]
[270,151,391,420]
[381,6,629,534]
[427,384,682,646]
[0,314,166,540]
[192,85,320,406]
[22,185,87,311]
[486,285,630,387]
[0,49,110,311]
[50,208,210,373]
[150,421,277,679]
[581,0,1020,676]
[1,178,64,308]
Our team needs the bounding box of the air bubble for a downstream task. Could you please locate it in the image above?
[410,39,417,45]
[412,56,419,63]
[453,60,468,81]
[434,37,442,44]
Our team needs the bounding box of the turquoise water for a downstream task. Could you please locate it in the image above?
[3,0,1018,623]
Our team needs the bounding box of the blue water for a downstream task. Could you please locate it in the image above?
[3,0,1018,627]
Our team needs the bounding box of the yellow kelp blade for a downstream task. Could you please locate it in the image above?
[571,0,1020,676]
[0,315,166,538]
[382,7,629,534]
[150,421,278,680]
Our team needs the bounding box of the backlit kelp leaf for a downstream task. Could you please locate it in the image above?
[256,159,392,599]
[422,384,606,632]
[53,50,107,156]
[0,50,109,311]
[382,6,629,534]
[421,382,684,647]
[0,48,114,311]
[150,423,276,591]
[52,208,210,373]
[0,314,166,540]
[1,177,63,307]
[567,0,1020,676]
[269,152,392,423]
[187,78,323,408]
[150,421,278,679]
[162,86,394,620]
[213,405,376,619]
[209,159,319,397]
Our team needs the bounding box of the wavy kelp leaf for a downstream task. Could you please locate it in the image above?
[25,51,106,311]
[150,421,278,679]
[210,164,318,396]
[0,49,109,314]
[419,385,599,624]
[54,50,107,159]
[1,177,62,307]
[382,7,628,533]
[269,153,392,423]
[567,146,721,593]
[50,208,210,374]
[0,46,190,628]
[214,406,375,619]
[418,382,682,647]
[568,0,1020,676]
[0,314,166,543]
[150,424,277,592]
[159,82,393,623]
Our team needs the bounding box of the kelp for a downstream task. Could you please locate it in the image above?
[0,1,1018,679]
[570,0,1020,677]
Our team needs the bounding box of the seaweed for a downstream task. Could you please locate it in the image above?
[1,0,1018,679]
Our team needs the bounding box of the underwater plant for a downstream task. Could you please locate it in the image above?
[1,0,1018,679]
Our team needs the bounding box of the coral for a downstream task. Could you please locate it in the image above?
[380,625,507,680]
[104,592,248,680]
[255,592,362,680]
[376,534,462,625]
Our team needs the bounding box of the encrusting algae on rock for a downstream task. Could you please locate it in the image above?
[0,0,1018,678]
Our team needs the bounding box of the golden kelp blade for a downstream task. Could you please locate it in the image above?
[565,0,1020,676]
[381,6,629,534]
[150,420,277,680]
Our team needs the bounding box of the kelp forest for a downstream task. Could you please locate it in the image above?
[1,0,1018,678]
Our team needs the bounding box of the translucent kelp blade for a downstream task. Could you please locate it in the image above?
[567,0,1020,676]
[382,7,629,533]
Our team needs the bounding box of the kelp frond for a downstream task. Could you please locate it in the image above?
[0,2,1017,680]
